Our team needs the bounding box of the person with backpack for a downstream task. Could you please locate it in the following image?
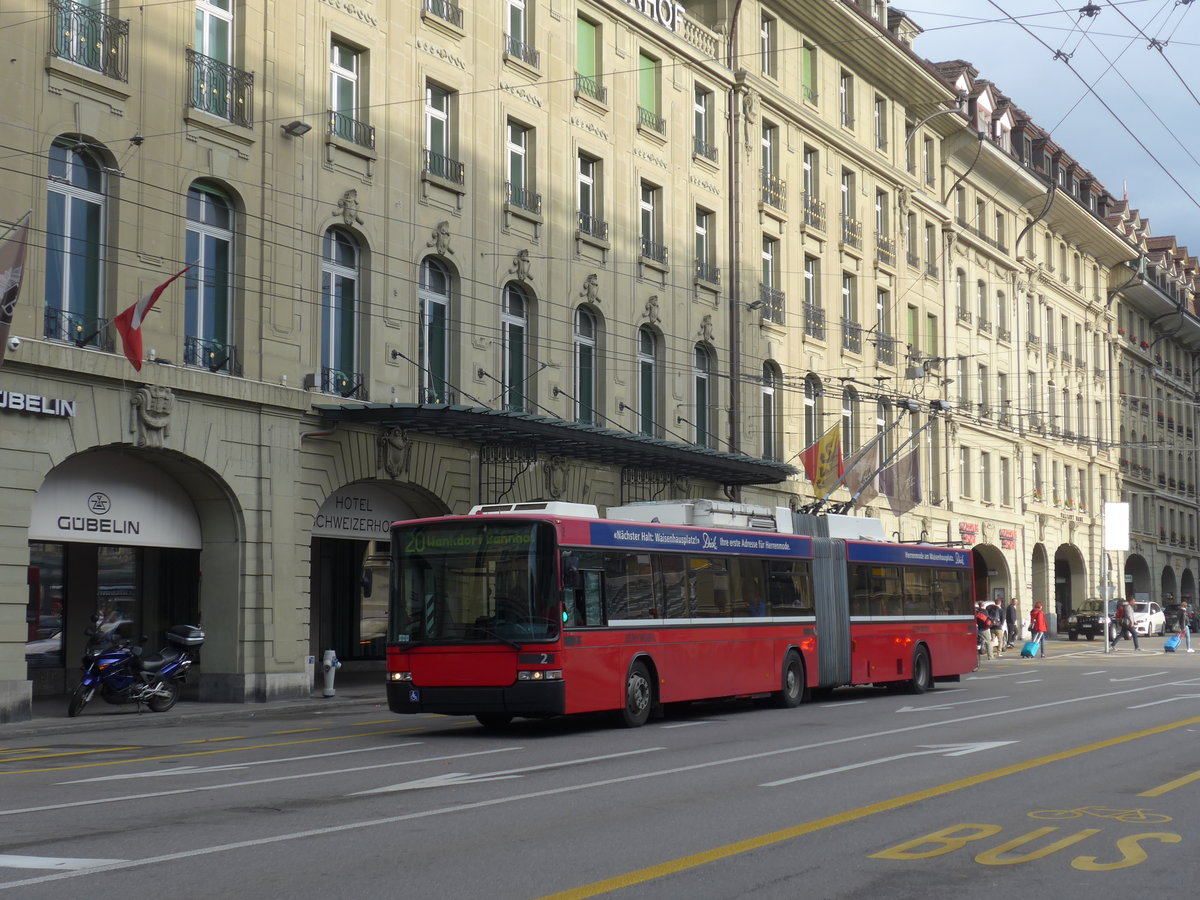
[1005,598,1020,649]
[1176,600,1193,653]
[985,599,1005,656]
[1110,597,1140,651]
[975,602,994,660]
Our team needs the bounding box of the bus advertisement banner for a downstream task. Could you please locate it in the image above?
[588,522,812,558]
[846,541,972,568]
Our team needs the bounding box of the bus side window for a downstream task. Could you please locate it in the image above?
[568,570,604,626]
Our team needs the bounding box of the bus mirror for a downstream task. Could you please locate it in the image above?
[562,554,581,589]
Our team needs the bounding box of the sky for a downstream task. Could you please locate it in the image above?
[900,1,1200,246]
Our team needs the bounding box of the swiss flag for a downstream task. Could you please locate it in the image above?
[113,265,192,371]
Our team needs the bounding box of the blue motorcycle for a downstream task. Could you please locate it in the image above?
[67,615,205,717]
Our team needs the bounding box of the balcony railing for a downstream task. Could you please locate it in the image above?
[186,48,254,127]
[841,317,863,354]
[637,106,666,134]
[504,33,540,68]
[803,85,818,104]
[574,72,607,104]
[875,235,895,266]
[321,366,365,399]
[925,260,939,277]
[327,110,375,149]
[906,250,921,268]
[693,136,718,162]
[802,192,825,230]
[50,0,129,81]
[978,317,992,335]
[695,260,721,284]
[998,327,1011,343]
[423,0,463,27]
[841,215,862,249]
[43,306,112,351]
[760,171,786,210]
[183,335,237,374]
[505,182,542,215]
[803,302,826,339]
[875,333,898,366]
[423,149,465,185]
[577,211,608,241]
[640,237,668,264]
[759,284,785,325]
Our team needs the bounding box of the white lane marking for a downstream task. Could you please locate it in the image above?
[1014,680,1043,684]
[661,721,718,728]
[350,749,666,795]
[967,671,1039,680]
[819,700,867,708]
[1083,671,1107,676]
[895,697,1003,713]
[1111,672,1169,682]
[0,855,126,871]
[1128,694,1200,710]
[2,675,1197,889]
[59,742,425,784]
[761,741,1017,787]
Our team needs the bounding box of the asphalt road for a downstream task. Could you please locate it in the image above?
[2,643,1199,899]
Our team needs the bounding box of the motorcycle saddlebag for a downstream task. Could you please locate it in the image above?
[166,625,205,648]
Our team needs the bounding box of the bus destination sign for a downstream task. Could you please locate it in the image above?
[589,522,811,557]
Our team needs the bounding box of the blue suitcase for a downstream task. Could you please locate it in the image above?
[1020,639,1041,658]
[1165,635,1180,652]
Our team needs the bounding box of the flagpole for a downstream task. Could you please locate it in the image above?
[0,210,34,367]
[0,211,32,243]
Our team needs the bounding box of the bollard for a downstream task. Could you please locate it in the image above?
[321,649,341,697]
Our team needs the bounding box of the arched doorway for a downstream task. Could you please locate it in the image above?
[1053,543,1088,633]
[970,543,1010,610]
[26,450,210,695]
[1160,565,1178,606]
[1124,553,1151,602]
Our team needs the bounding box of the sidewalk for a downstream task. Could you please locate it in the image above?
[1,671,388,740]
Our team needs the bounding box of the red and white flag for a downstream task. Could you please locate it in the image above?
[0,211,32,366]
[113,264,192,371]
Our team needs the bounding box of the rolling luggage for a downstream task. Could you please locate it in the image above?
[1165,635,1181,652]
[1020,637,1041,658]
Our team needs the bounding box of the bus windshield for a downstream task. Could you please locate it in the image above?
[390,520,558,644]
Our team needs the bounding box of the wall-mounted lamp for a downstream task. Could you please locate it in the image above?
[281,120,313,138]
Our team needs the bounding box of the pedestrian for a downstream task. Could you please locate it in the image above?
[1029,600,1048,658]
[1005,597,1020,649]
[985,598,1005,656]
[1110,596,1140,651]
[1176,600,1193,653]
[975,601,994,660]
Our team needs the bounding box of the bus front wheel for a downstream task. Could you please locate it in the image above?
[773,651,805,709]
[907,646,933,694]
[621,661,652,728]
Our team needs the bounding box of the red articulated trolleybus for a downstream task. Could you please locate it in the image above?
[385,499,977,728]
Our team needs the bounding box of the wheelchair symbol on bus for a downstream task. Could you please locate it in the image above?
[408,689,420,702]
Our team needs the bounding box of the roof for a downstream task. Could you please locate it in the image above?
[311,402,799,485]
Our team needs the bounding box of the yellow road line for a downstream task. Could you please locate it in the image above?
[0,747,139,763]
[538,714,1200,900]
[1140,769,1200,798]
[350,720,396,726]
[270,728,323,735]
[2,727,427,776]
[184,736,246,744]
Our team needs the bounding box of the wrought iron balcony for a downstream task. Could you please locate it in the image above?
[758,284,785,325]
[321,366,364,399]
[50,0,129,81]
[423,0,463,27]
[760,171,786,210]
[505,182,542,215]
[925,260,939,277]
[637,106,666,134]
[802,193,825,230]
[875,235,895,267]
[841,317,863,354]
[423,149,465,185]
[574,72,607,104]
[43,306,112,351]
[978,317,992,334]
[841,215,862,249]
[184,335,238,374]
[505,33,540,68]
[803,302,826,340]
[186,48,254,127]
[695,260,721,284]
[906,250,921,268]
[875,333,898,366]
[327,110,375,149]
[577,211,608,241]
[957,307,973,325]
[693,136,718,162]
[640,237,668,265]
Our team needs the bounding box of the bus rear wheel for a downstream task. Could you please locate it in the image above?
[621,661,652,728]
[907,646,933,694]
[773,651,804,708]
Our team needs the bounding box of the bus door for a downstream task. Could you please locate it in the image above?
[811,537,851,687]
[566,569,604,627]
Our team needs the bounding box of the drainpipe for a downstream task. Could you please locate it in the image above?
[726,0,746,462]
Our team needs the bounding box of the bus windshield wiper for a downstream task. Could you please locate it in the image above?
[476,626,522,650]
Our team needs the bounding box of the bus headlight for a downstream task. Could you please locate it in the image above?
[389,671,413,682]
[517,670,563,681]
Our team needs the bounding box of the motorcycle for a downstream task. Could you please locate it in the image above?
[67,615,205,717]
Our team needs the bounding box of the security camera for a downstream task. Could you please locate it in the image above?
[6,336,20,352]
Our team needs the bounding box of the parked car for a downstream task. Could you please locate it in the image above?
[1131,601,1166,636]
[1067,600,1117,641]
[1162,603,1200,634]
